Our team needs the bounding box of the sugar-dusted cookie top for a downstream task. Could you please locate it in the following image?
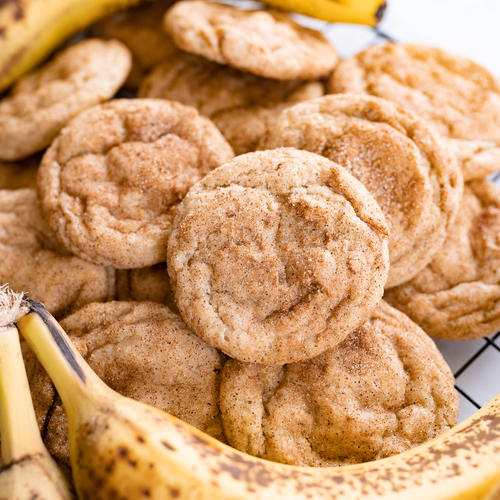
[163,1,338,80]
[329,43,500,181]
[220,300,458,466]
[260,94,463,287]
[139,52,324,154]
[37,98,234,269]
[0,39,132,161]
[167,148,389,365]
[385,179,500,340]
[28,301,226,479]
[0,189,115,317]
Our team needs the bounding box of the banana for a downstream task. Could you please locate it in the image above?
[1,286,496,500]
[0,287,75,500]
[260,0,386,26]
[0,0,145,92]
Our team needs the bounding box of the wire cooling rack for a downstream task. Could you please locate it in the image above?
[274,9,500,424]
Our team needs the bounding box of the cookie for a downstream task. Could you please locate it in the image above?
[167,148,390,365]
[0,189,115,317]
[37,98,234,269]
[220,300,458,467]
[163,1,338,81]
[90,0,178,89]
[385,179,500,340]
[328,43,500,181]
[28,301,226,480]
[0,155,40,189]
[0,39,132,161]
[116,263,178,312]
[139,52,324,154]
[260,94,463,287]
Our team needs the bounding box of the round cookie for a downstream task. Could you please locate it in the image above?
[0,39,132,161]
[37,98,234,269]
[0,189,115,317]
[328,43,500,181]
[220,300,459,467]
[139,52,324,154]
[260,94,463,288]
[90,0,179,89]
[385,179,500,340]
[163,1,338,81]
[28,301,226,480]
[167,148,390,365]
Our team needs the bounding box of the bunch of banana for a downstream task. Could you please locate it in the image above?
[0,0,385,93]
[0,287,75,500]
[0,285,493,500]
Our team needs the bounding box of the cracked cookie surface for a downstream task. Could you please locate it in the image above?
[220,300,458,466]
[260,94,463,287]
[28,301,226,479]
[328,43,500,181]
[385,179,500,340]
[163,0,338,80]
[37,98,234,269]
[0,39,132,161]
[0,189,114,317]
[167,148,389,365]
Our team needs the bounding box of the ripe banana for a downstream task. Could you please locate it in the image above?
[0,288,75,500]
[4,286,498,500]
[260,0,386,26]
[0,0,145,93]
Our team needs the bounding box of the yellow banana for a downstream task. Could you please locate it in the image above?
[260,0,386,26]
[3,286,497,500]
[0,287,75,500]
[0,0,145,92]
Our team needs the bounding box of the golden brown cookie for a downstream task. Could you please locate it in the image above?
[0,189,115,317]
[328,43,500,181]
[0,39,132,161]
[116,263,178,312]
[163,1,338,81]
[167,148,390,365]
[385,179,500,340]
[90,0,178,89]
[37,98,234,269]
[260,94,463,287]
[28,301,226,480]
[139,52,325,154]
[220,300,459,467]
[0,155,40,189]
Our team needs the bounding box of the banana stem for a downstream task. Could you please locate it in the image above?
[16,299,107,423]
[0,323,46,464]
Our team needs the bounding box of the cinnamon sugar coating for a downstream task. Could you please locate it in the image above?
[167,148,389,365]
[0,189,114,317]
[220,300,458,467]
[163,1,338,80]
[260,94,463,287]
[37,98,234,269]
[139,52,324,154]
[385,179,500,340]
[28,301,226,479]
[0,39,132,161]
[328,43,500,180]
[90,0,178,89]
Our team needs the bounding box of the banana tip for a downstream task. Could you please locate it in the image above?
[0,284,30,327]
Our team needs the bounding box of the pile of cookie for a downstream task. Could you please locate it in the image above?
[1,0,500,480]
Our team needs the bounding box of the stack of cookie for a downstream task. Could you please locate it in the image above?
[1,0,499,477]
